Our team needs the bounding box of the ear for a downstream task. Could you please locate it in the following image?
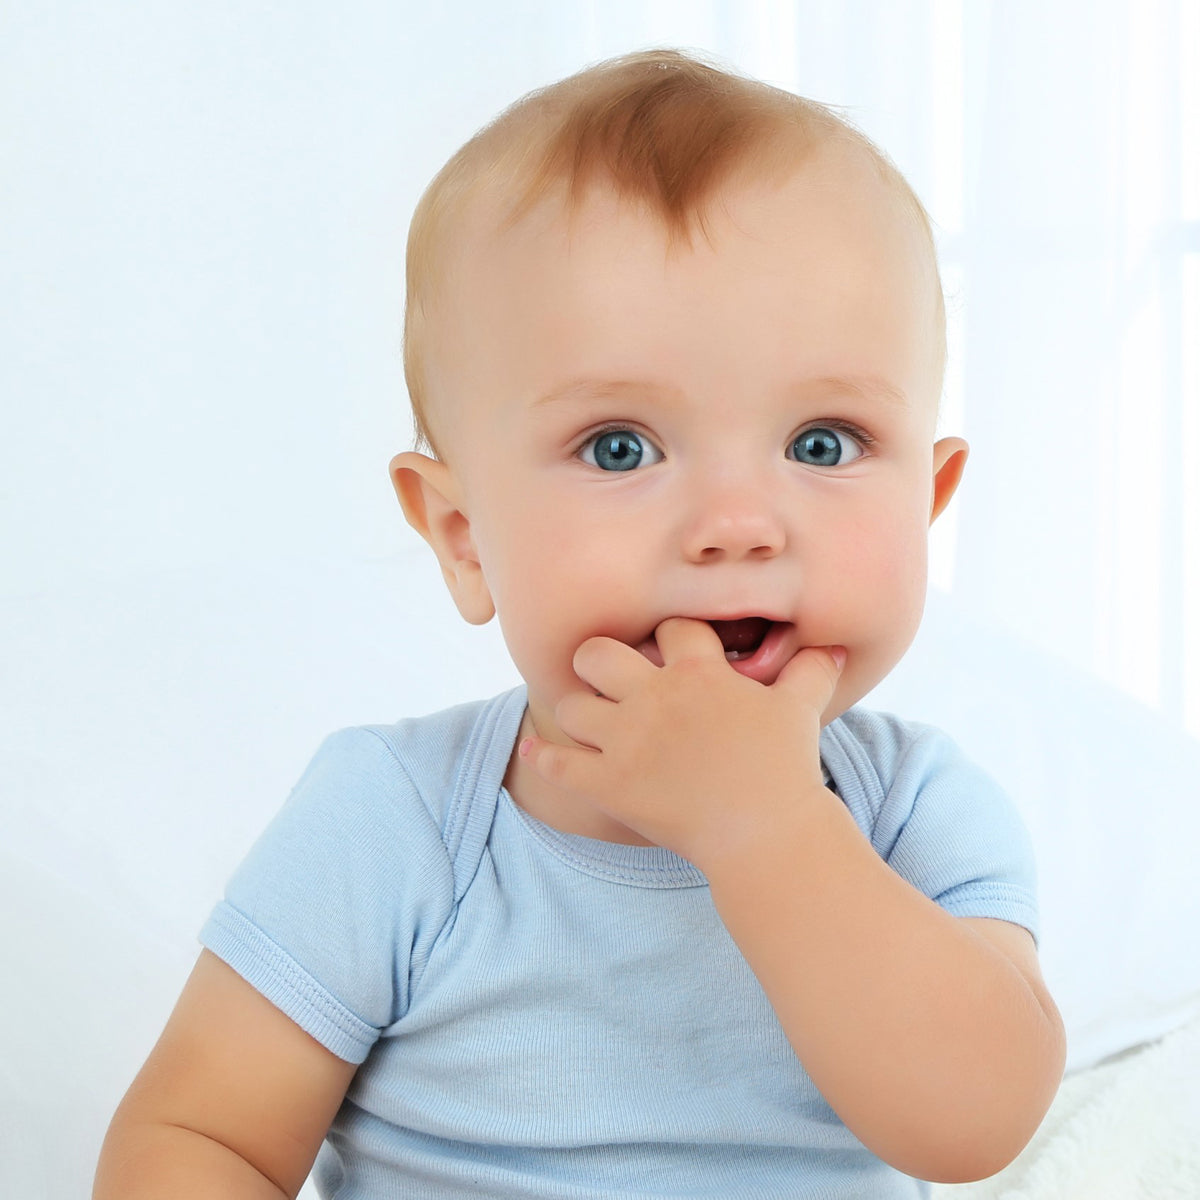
[389,451,496,625]
[929,437,969,525]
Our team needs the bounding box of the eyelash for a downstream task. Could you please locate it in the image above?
[804,419,876,454]
[575,419,877,458]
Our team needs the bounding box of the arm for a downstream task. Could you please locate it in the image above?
[94,950,358,1200]
[520,618,1065,1184]
[702,798,1065,1183]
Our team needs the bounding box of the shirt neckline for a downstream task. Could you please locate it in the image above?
[498,787,710,889]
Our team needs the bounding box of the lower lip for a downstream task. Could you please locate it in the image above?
[725,620,794,684]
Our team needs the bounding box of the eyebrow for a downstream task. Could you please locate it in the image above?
[531,374,909,409]
[531,378,681,408]
[815,374,910,408]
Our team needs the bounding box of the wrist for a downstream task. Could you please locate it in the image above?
[686,780,839,881]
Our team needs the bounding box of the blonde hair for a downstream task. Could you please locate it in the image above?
[404,48,943,456]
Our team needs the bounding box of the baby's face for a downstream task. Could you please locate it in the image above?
[422,144,964,748]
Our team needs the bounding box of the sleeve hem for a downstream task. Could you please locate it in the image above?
[200,902,379,1065]
[937,889,1041,949]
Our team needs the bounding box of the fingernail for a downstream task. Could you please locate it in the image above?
[518,737,533,757]
[830,646,847,671]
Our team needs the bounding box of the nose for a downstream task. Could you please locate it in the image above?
[679,470,787,563]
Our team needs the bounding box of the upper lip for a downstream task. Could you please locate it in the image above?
[683,611,792,625]
[700,613,790,624]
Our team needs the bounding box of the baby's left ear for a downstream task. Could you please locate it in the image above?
[929,437,969,524]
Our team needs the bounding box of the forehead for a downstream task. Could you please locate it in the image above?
[429,143,943,442]
[464,138,936,294]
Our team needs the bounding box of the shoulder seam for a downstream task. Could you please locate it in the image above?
[355,725,449,834]
[350,726,461,1002]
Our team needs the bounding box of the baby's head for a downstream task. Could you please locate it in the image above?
[393,48,967,734]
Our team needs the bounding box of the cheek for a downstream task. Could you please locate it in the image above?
[480,481,640,599]
[838,493,924,558]
[473,498,645,665]
[828,505,930,626]
[819,508,929,714]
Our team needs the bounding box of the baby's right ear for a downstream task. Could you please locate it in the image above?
[389,452,496,625]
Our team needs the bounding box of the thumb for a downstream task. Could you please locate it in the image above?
[774,644,846,712]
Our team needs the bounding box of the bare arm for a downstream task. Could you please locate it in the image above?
[94,950,359,1200]
[702,797,1066,1184]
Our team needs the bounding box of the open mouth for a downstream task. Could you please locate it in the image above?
[632,616,796,683]
[708,617,773,660]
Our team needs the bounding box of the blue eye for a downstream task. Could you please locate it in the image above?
[789,426,865,467]
[580,428,663,472]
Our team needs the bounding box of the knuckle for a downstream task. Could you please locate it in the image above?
[541,747,568,784]
[672,654,710,680]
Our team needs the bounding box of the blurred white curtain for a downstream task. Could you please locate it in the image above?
[946,1,1199,735]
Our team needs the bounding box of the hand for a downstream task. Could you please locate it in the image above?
[519,617,846,867]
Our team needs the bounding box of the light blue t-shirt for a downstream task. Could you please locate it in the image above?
[201,685,1040,1199]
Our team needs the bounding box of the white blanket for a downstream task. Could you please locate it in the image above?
[931,1011,1200,1199]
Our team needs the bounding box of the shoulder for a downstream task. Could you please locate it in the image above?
[228,685,527,917]
[310,685,528,831]
[205,686,529,1037]
[821,707,970,803]
[823,707,1040,939]
[820,705,1016,849]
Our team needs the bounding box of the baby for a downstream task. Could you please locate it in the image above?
[95,49,1066,1199]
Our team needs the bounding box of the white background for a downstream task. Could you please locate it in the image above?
[3,3,1198,1196]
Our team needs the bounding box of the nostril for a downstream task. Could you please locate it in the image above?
[697,542,777,562]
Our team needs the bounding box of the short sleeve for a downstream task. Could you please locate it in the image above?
[822,711,1041,946]
[199,727,457,1063]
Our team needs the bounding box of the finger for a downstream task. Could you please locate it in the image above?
[573,635,653,699]
[554,689,616,750]
[652,616,725,664]
[517,733,599,793]
[774,645,847,712]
